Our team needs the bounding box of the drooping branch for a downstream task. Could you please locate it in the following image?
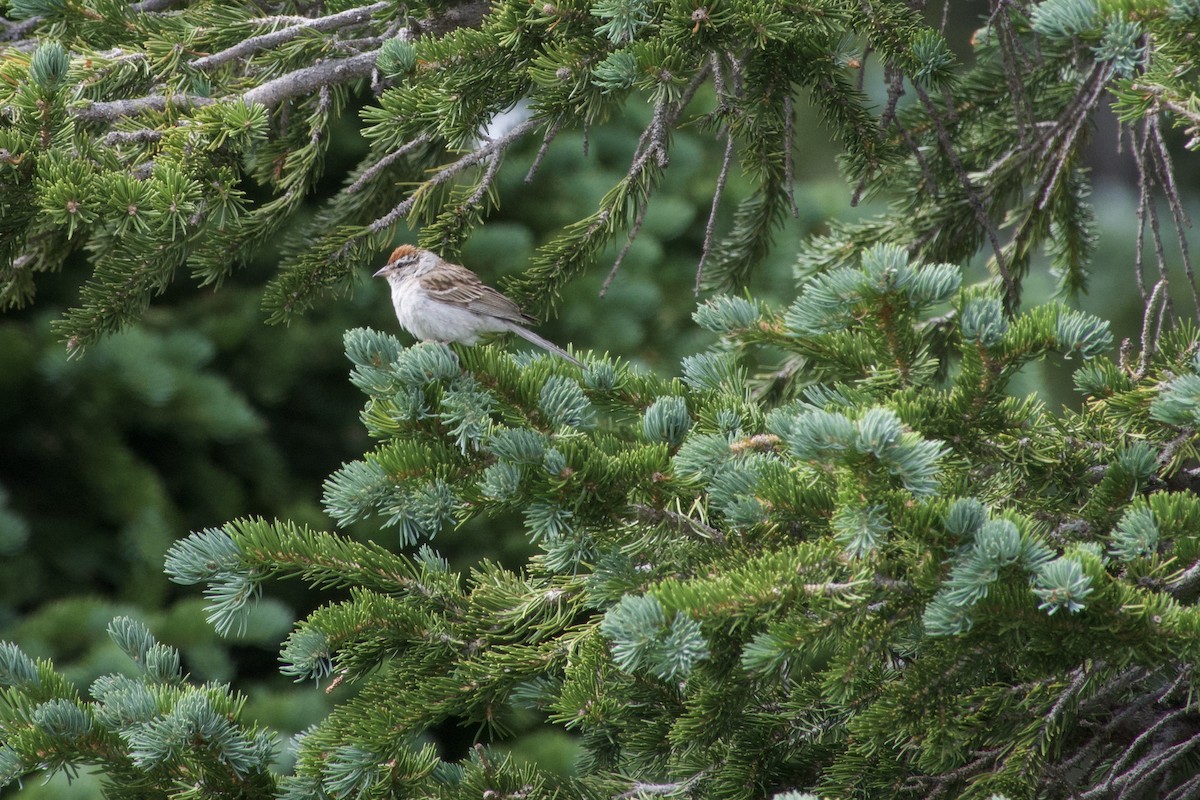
[355,115,542,247]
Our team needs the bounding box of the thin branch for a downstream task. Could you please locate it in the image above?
[878,63,905,131]
[631,504,725,545]
[346,133,432,194]
[599,198,651,298]
[191,2,390,71]
[590,66,713,294]
[74,50,377,122]
[913,83,1016,308]
[994,11,1034,148]
[74,2,489,122]
[1,17,41,42]
[1090,706,1193,795]
[694,129,736,296]
[407,0,489,37]
[1114,730,1200,799]
[353,116,542,249]
[1148,115,1199,314]
[1036,63,1112,211]
[1138,279,1168,376]
[782,94,799,218]
[464,150,503,209]
[1135,119,1175,319]
[1046,665,1091,725]
[1132,124,1151,301]
[1166,771,1200,800]
[524,120,562,184]
[856,44,872,93]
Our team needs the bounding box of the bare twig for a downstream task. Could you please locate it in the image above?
[991,4,1036,148]
[878,63,905,131]
[2,17,42,42]
[782,94,799,218]
[346,133,432,193]
[590,66,712,295]
[1036,63,1112,211]
[599,198,651,298]
[1132,126,1151,301]
[407,0,489,37]
[694,129,736,296]
[524,120,561,183]
[1147,116,1199,314]
[1089,706,1193,796]
[1133,118,1175,320]
[1166,771,1200,800]
[913,83,1016,308]
[191,2,389,71]
[74,50,377,122]
[355,116,542,247]
[464,151,503,209]
[129,0,180,11]
[856,44,872,93]
[74,1,489,122]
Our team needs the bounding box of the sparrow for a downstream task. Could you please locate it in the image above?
[373,245,582,366]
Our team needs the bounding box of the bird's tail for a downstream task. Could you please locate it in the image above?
[507,324,583,367]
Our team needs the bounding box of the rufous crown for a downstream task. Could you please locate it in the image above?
[388,244,422,263]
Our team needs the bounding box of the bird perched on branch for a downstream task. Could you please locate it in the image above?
[373,245,581,366]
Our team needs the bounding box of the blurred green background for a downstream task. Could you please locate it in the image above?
[3,2,1199,793]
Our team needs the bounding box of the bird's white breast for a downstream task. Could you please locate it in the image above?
[389,276,508,344]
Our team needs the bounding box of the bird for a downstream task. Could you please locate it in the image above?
[373,245,582,366]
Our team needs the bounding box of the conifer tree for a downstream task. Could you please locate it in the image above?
[4,0,1200,799]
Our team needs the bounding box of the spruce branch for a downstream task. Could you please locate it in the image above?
[599,193,651,299]
[988,0,1039,147]
[912,82,1016,310]
[1138,278,1169,374]
[73,51,377,123]
[243,49,380,108]
[694,128,735,296]
[524,120,562,184]
[345,133,433,194]
[190,2,391,71]
[1033,63,1112,212]
[355,115,541,248]
[631,503,725,545]
[1132,116,1177,319]
[1146,114,1198,315]
[73,93,216,122]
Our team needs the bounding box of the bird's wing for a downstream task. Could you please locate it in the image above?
[420,264,535,324]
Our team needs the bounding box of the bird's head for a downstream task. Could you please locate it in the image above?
[373,244,430,280]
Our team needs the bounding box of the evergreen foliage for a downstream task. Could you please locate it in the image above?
[2,0,1200,350]
[7,249,1200,796]
[6,0,1200,798]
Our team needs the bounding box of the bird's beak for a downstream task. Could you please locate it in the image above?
[373,265,389,278]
